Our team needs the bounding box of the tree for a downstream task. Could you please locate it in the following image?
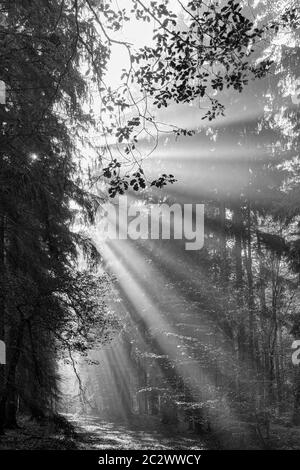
[0,0,112,430]
[0,0,299,442]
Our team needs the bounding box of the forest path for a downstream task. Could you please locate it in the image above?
[67,414,211,450]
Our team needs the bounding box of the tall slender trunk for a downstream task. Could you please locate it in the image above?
[246,203,255,362]
[256,230,268,408]
[0,320,25,429]
[0,104,6,433]
[269,256,281,411]
[219,201,227,285]
[243,203,255,367]
[234,207,243,291]
[233,206,244,397]
[0,212,5,434]
[293,368,300,425]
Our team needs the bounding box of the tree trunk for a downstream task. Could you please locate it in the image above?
[0,320,25,429]
[0,213,5,434]
[219,201,228,285]
[293,368,300,425]
[233,207,243,291]
[233,207,244,395]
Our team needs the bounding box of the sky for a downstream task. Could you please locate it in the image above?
[103,0,182,87]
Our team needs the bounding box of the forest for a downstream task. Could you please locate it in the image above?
[0,0,300,452]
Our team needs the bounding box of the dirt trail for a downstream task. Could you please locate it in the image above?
[68,414,211,450]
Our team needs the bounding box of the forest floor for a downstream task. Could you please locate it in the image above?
[0,413,300,450]
[0,413,213,450]
[0,415,78,450]
[67,414,213,450]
